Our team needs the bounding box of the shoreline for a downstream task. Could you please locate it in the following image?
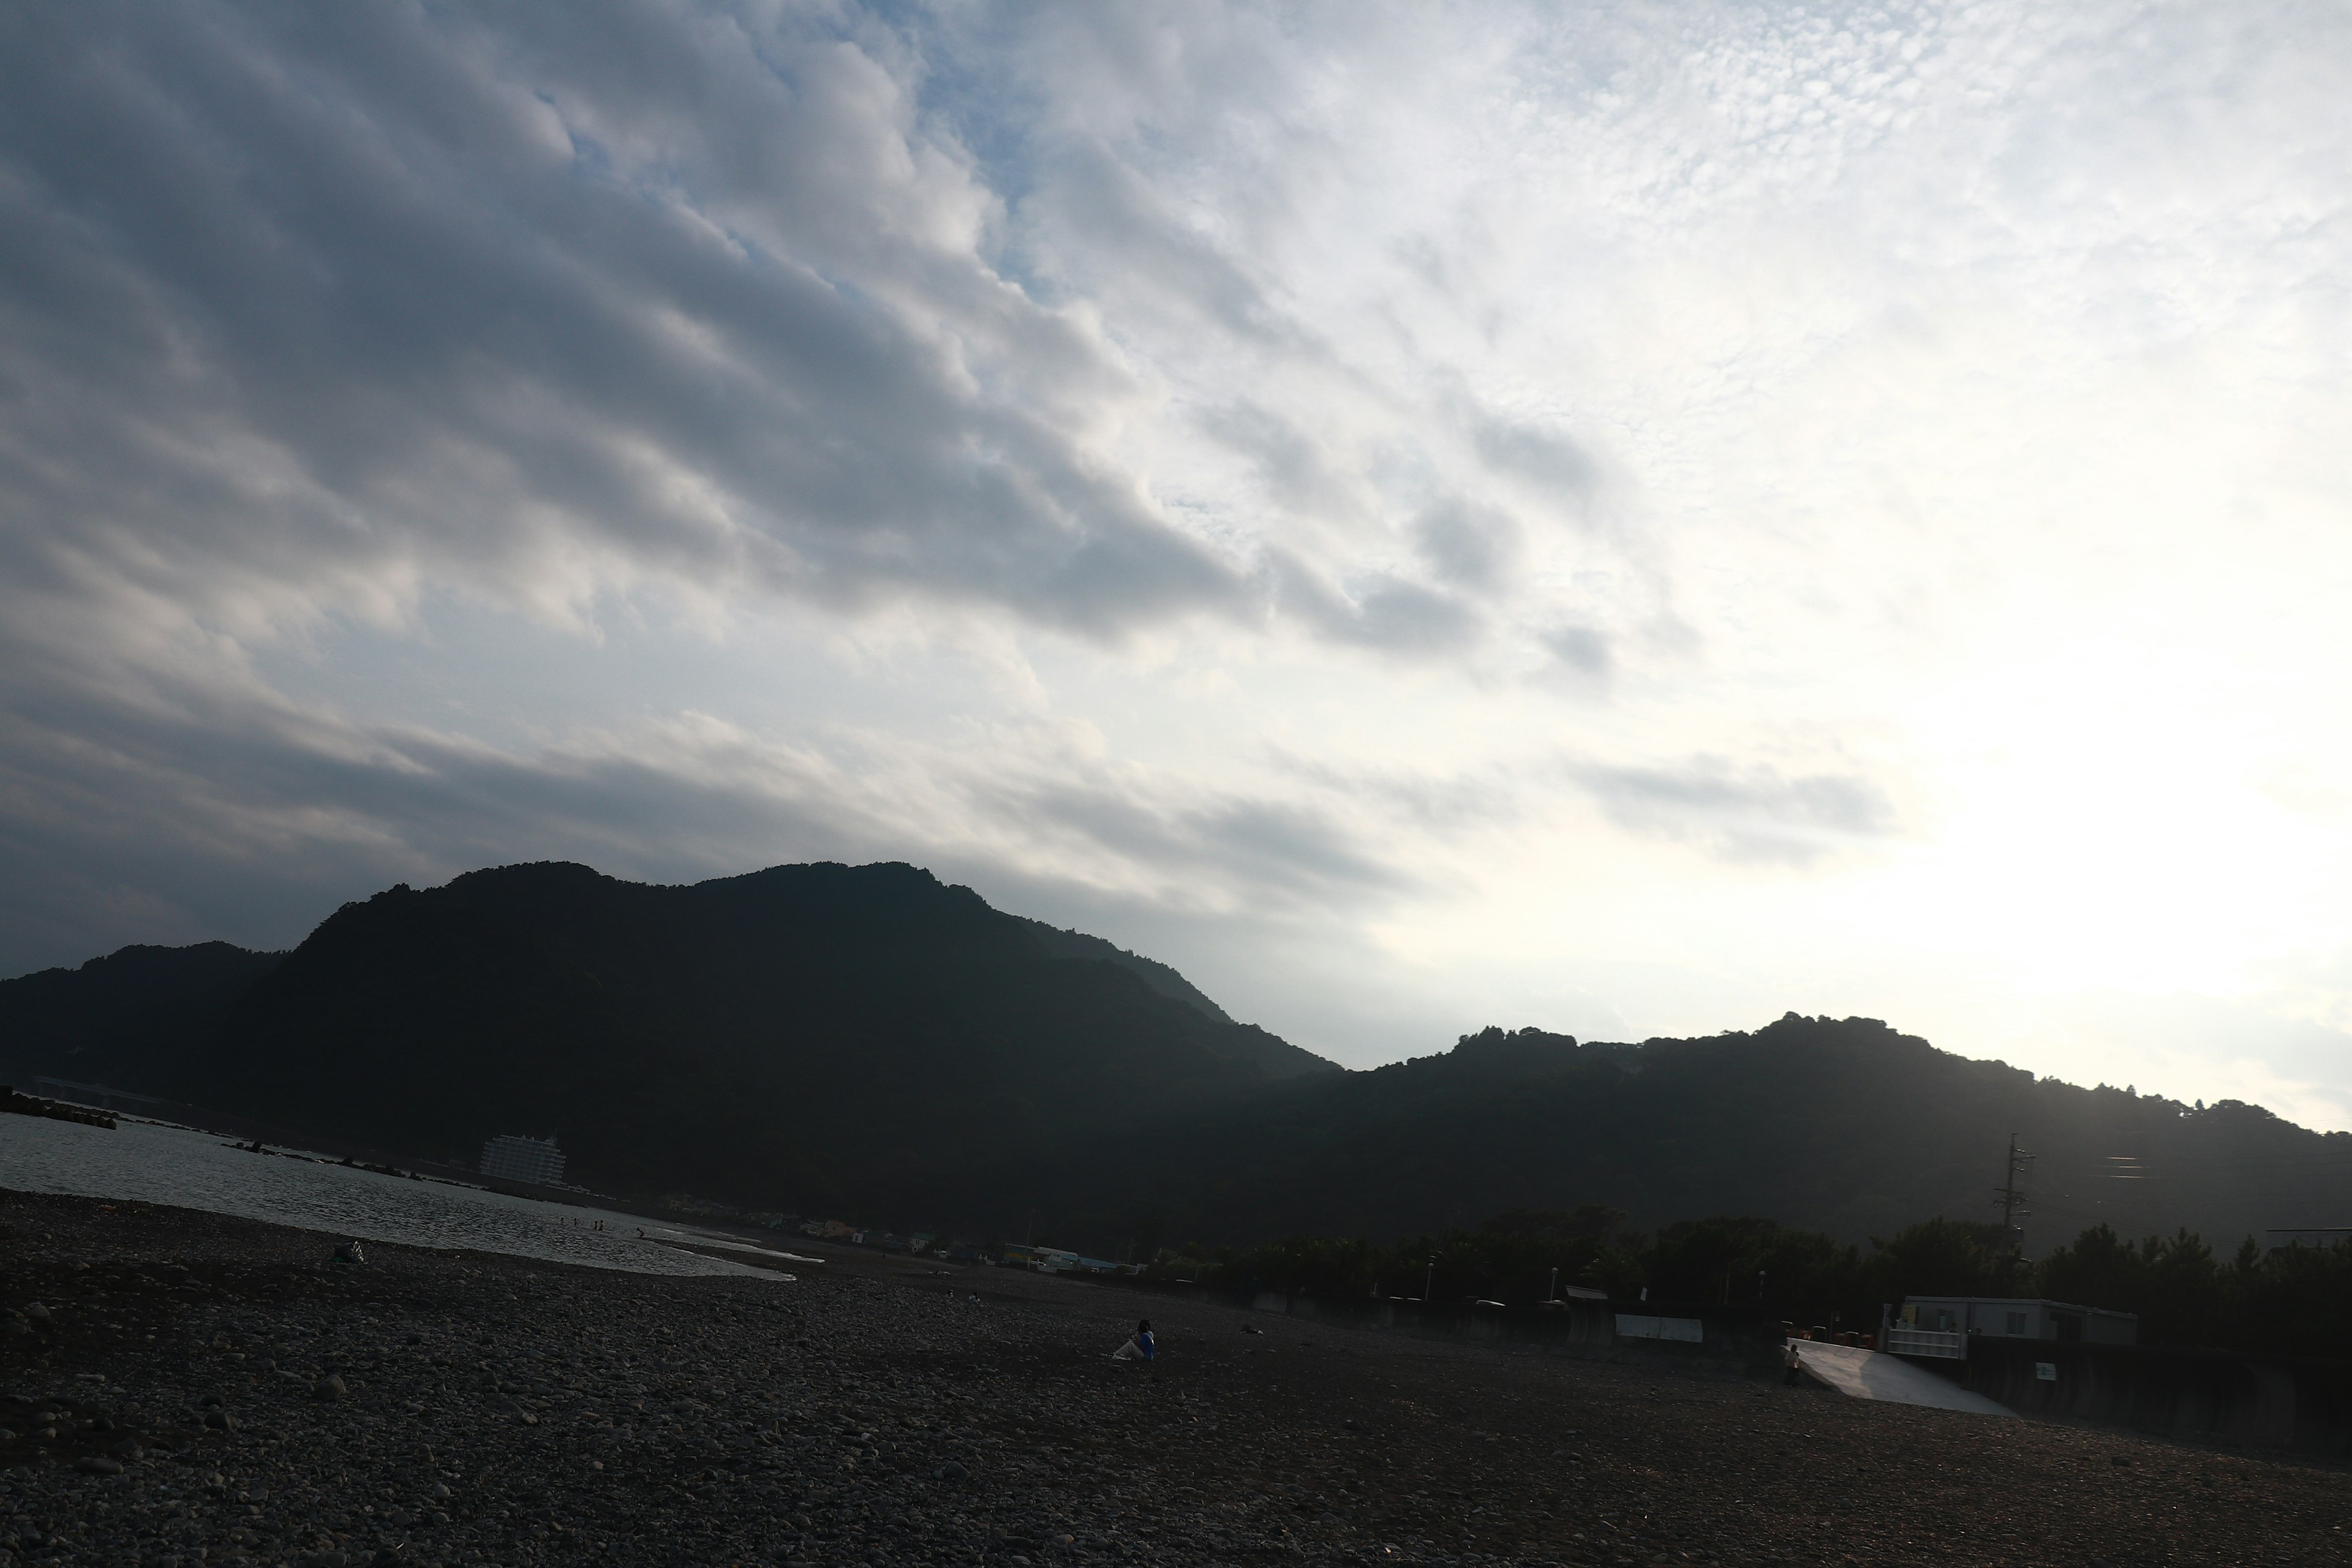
[0,1116,769,1283]
[2,1186,2343,1567]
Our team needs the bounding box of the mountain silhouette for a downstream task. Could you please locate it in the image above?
[1002,1019,2352,1253]
[6,861,2348,1255]
[0,861,1332,1208]
[0,940,284,1087]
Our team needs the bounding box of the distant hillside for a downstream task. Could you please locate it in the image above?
[1019,919,1233,1025]
[0,941,284,1087]
[0,861,1335,1205]
[1003,1017,2352,1254]
[1011,916,1335,1084]
[7,865,2349,1257]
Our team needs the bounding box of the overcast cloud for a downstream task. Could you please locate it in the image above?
[6,1,2352,1122]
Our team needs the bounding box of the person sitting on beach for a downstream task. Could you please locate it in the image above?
[1111,1319,1156,1362]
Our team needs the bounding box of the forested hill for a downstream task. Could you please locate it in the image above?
[0,941,285,1087]
[993,1017,2352,1256]
[5,864,2348,1255]
[0,861,1335,1205]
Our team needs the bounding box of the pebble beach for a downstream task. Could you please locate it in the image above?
[2,1187,2345,1568]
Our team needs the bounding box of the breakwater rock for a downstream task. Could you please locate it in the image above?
[0,1088,113,1129]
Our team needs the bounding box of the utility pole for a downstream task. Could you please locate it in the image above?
[1548,1265,1559,1303]
[1995,1132,2034,1268]
[1424,1259,1435,1303]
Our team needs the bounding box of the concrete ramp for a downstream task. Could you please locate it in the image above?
[1795,1340,2016,1417]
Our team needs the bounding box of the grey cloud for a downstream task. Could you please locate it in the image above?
[1411,499,1524,594]
[1340,577,1483,653]
[1267,750,1522,837]
[1267,744,1892,870]
[1471,410,1599,511]
[985,780,1408,907]
[0,2,1659,999]
[0,2,1263,647]
[1019,134,1293,347]
[1540,623,1613,676]
[1267,553,1483,655]
[0,638,1415,976]
[1198,402,1366,526]
[1575,757,1894,864]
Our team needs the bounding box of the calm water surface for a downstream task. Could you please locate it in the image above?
[0,1115,763,1278]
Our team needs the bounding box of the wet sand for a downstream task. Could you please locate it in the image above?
[1,1187,2343,1567]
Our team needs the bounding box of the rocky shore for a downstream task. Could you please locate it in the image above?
[2,1188,2345,1567]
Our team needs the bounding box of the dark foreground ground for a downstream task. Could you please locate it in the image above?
[2,1190,2346,1568]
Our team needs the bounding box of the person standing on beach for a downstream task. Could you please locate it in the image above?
[1783,1337,1804,1385]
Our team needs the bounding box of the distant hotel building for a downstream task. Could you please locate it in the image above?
[478,1133,566,1186]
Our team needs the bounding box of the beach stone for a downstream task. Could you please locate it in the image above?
[313,1376,347,1402]
[0,1189,2340,1568]
[74,1455,123,1475]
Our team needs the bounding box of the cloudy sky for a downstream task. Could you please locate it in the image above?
[6,1,2351,1124]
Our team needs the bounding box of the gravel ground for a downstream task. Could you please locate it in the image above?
[2,1187,2346,1568]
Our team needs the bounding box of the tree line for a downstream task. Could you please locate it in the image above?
[1148,1207,2352,1359]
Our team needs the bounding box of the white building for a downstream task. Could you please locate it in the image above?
[1901,1295,2136,1345]
[478,1133,566,1186]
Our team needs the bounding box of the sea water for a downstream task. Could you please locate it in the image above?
[0,1115,764,1278]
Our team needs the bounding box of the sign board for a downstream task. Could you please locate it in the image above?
[2035,1362,2057,1381]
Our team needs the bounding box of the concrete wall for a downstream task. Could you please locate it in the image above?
[1905,1338,2352,1455]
